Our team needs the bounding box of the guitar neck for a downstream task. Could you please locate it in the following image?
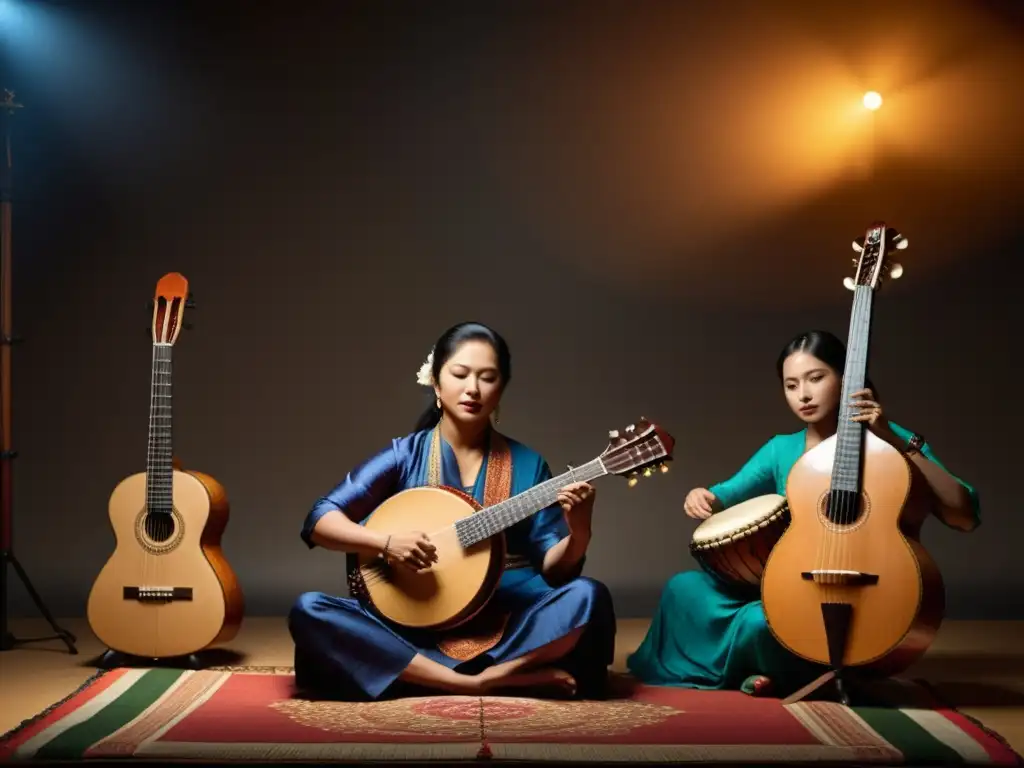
[146,342,174,514]
[833,285,874,492]
[454,457,608,548]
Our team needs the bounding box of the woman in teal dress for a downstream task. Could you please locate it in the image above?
[289,322,616,701]
[627,330,980,697]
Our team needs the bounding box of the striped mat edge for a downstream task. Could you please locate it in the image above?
[2,667,1021,764]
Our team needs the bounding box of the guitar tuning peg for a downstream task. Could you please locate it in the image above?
[660,463,670,474]
[888,262,904,279]
[642,467,653,478]
[843,277,856,291]
[852,241,864,253]
[608,429,619,439]
[627,473,639,488]
[895,237,909,250]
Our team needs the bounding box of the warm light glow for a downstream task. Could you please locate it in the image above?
[863,91,883,111]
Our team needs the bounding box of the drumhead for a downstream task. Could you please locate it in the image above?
[691,493,787,543]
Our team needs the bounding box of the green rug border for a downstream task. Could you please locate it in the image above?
[2,666,1021,766]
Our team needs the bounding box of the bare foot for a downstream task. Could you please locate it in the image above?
[478,666,578,698]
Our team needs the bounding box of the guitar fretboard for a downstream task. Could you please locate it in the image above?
[453,458,608,548]
[146,343,173,515]
[832,284,873,492]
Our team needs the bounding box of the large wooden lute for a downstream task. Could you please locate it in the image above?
[349,419,674,630]
[761,223,945,694]
[87,273,245,659]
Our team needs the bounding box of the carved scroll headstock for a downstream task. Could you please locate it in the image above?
[600,417,675,488]
[844,221,908,293]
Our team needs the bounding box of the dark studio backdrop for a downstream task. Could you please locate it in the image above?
[3,0,1022,621]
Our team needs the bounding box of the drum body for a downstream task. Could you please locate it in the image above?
[689,494,790,592]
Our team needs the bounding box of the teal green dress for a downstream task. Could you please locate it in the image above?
[626,422,981,695]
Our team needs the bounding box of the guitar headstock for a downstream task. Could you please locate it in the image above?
[149,272,194,345]
[844,221,908,293]
[600,418,675,488]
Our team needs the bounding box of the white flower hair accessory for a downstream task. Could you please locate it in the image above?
[415,350,435,387]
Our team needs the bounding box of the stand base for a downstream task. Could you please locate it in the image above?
[1,549,79,654]
[782,668,877,707]
[99,649,205,670]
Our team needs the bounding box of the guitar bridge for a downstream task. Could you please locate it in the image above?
[123,586,193,603]
[800,570,878,586]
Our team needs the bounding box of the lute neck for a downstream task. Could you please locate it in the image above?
[146,342,174,515]
[454,457,608,548]
[832,285,874,493]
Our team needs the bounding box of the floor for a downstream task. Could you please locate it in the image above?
[2,617,1023,755]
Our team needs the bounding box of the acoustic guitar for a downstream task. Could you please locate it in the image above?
[349,419,674,630]
[87,273,244,659]
[761,223,944,692]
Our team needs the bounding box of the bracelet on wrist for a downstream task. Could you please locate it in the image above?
[904,433,925,455]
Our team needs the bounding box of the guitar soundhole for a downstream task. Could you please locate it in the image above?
[818,489,871,531]
[145,513,176,542]
[134,508,184,554]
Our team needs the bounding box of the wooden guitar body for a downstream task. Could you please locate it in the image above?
[87,468,244,659]
[351,486,505,631]
[762,431,944,674]
[88,272,243,659]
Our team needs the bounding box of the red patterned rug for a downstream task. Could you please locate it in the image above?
[1,666,1020,764]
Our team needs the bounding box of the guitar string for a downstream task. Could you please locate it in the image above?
[834,256,874,606]
[833,279,866,603]
[822,251,869,605]
[146,340,157,620]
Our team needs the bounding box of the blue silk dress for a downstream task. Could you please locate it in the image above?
[289,429,616,700]
[626,422,981,695]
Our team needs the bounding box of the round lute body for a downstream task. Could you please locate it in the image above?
[690,493,789,591]
[349,486,503,630]
[348,419,676,631]
[760,224,944,679]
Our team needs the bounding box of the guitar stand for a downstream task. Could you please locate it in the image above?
[0,548,79,654]
[782,668,861,707]
[98,649,204,670]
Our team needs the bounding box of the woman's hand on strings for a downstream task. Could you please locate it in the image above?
[850,388,893,437]
[558,482,596,538]
[684,487,716,520]
[384,531,438,572]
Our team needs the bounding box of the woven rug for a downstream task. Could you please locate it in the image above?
[1,667,1020,764]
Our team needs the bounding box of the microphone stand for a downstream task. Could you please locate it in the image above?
[0,88,77,653]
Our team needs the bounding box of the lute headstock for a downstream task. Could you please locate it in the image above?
[600,418,675,487]
[844,221,908,293]
[149,272,195,345]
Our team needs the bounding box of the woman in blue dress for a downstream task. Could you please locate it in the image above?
[289,322,615,700]
[627,330,980,697]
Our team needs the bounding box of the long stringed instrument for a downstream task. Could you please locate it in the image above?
[349,419,674,630]
[87,273,244,658]
[761,223,945,700]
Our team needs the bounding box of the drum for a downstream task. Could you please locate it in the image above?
[689,494,790,591]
